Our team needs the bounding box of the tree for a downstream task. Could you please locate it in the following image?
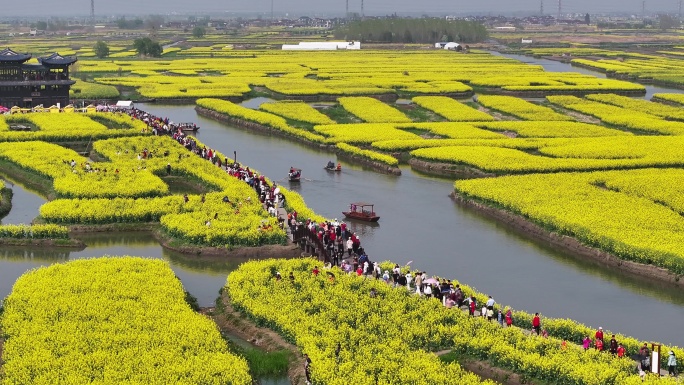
[117,18,144,29]
[192,26,206,38]
[658,14,680,30]
[93,41,110,59]
[34,21,47,30]
[585,13,590,25]
[133,37,163,57]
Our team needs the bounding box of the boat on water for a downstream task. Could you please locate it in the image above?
[288,167,302,182]
[177,123,200,132]
[342,202,379,222]
[324,161,341,172]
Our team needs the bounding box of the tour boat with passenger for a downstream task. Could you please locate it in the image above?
[342,202,379,222]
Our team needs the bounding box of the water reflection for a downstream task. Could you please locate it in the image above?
[0,232,239,308]
[0,174,47,225]
[240,97,276,109]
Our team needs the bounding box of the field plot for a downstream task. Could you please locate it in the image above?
[229,258,659,385]
[547,95,684,135]
[411,135,684,174]
[477,95,573,121]
[571,56,684,88]
[0,122,323,247]
[456,168,684,275]
[80,50,644,100]
[0,113,147,142]
[337,96,412,123]
[412,96,494,121]
[1,257,251,385]
[259,101,336,125]
[652,93,684,105]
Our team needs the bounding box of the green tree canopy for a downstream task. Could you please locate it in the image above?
[93,41,110,59]
[192,26,206,38]
[335,18,488,44]
[133,37,163,57]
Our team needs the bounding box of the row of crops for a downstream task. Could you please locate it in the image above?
[0,116,327,248]
[78,50,645,99]
[228,258,677,385]
[196,92,684,280]
[1,257,252,384]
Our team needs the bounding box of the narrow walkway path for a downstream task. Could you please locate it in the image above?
[435,301,673,378]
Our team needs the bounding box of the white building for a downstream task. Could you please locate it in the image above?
[282,41,361,50]
[435,42,461,50]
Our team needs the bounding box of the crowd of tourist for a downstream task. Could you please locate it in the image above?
[112,107,678,379]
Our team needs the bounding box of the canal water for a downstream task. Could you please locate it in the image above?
[2,55,684,348]
[494,52,684,100]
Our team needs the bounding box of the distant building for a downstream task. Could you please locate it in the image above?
[435,42,462,51]
[0,48,77,108]
[282,41,360,50]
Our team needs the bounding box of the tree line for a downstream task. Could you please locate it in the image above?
[334,18,488,44]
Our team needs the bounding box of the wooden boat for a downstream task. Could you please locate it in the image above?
[177,123,200,132]
[324,163,341,172]
[342,202,379,222]
[288,168,302,182]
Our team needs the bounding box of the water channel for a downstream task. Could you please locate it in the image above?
[1,54,684,348]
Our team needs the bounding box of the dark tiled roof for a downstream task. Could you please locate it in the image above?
[22,64,47,71]
[0,48,32,62]
[38,53,77,66]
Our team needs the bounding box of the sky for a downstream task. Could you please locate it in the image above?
[4,0,682,17]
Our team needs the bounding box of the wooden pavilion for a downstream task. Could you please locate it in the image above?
[0,48,77,109]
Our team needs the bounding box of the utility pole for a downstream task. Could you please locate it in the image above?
[90,0,95,22]
[270,0,274,21]
[540,0,544,15]
[557,0,561,21]
[361,0,364,18]
[642,0,646,20]
[679,0,682,21]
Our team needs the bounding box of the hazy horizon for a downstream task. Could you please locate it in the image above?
[4,0,683,18]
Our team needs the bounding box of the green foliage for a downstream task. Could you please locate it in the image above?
[93,41,110,59]
[133,37,163,57]
[192,26,206,38]
[116,17,143,29]
[336,18,488,44]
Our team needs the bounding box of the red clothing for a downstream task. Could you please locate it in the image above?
[595,339,604,351]
[617,346,626,357]
[532,315,540,328]
[356,267,363,276]
[312,268,319,276]
[595,330,604,341]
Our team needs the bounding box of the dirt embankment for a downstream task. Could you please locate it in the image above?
[195,107,402,176]
[0,238,85,249]
[451,191,684,288]
[207,292,308,385]
[409,158,496,179]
